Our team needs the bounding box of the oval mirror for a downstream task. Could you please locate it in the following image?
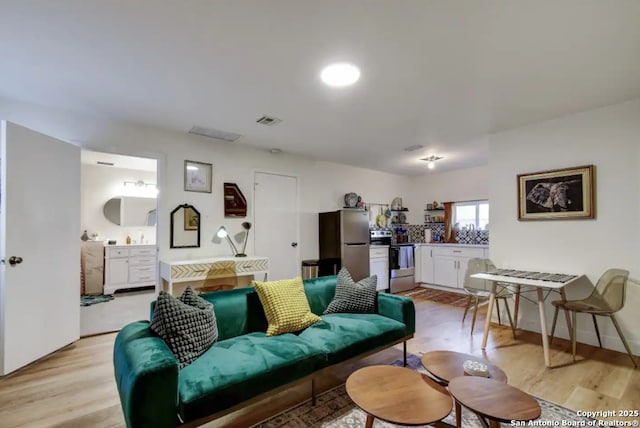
[170,204,200,248]
[103,196,157,227]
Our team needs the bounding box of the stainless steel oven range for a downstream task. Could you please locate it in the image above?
[389,243,415,293]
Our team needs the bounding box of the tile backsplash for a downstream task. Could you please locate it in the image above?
[405,224,489,245]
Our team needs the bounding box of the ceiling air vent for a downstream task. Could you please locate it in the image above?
[97,161,114,166]
[188,125,242,142]
[404,145,424,152]
[256,115,282,126]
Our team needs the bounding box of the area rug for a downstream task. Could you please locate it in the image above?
[254,354,593,427]
[80,294,114,306]
[402,287,474,307]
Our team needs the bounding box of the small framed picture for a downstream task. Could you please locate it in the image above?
[184,207,199,230]
[184,160,212,193]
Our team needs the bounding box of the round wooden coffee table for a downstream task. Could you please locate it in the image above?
[448,377,541,428]
[346,365,452,428]
[421,350,507,385]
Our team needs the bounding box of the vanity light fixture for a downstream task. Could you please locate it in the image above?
[124,180,157,189]
[420,155,443,170]
[320,63,361,87]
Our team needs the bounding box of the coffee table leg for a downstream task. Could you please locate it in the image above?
[482,282,497,349]
[456,401,462,428]
[365,414,374,428]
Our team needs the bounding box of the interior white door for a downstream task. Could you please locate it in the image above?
[254,172,299,281]
[0,121,80,375]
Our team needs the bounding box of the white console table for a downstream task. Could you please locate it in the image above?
[159,256,269,294]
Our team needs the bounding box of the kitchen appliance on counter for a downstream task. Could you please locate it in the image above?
[319,210,370,281]
[389,243,415,293]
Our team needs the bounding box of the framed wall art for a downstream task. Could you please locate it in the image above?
[184,206,199,230]
[518,165,594,220]
[184,160,212,193]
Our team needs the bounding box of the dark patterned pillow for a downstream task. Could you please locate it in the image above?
[150,287,218,368]
[324,268,378,314]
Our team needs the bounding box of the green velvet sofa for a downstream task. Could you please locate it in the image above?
[113,275,415,428]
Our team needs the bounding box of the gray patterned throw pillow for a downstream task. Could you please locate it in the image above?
[324,268,378,314]
[150,287,218,368]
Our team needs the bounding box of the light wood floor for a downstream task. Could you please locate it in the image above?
[0,294,637,428]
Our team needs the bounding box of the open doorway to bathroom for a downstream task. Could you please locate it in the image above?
[80,150,158,337]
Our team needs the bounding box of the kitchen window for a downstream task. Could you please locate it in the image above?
[454,200,489,230]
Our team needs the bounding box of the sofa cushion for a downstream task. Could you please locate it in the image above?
[324,268,377,314]
[177,332,325,421]
[150,288,218,368]
[253,277,321,336]
[198,287,267,341]
[298,313,407,364]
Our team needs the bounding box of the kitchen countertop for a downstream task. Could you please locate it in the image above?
[414,243,489,249]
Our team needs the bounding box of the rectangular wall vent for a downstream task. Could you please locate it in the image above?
[256,115,282,126]
[188,125,242,142]
[404,145,424,152]
[97,161,114,166]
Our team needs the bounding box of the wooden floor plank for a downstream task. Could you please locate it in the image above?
[0,294,636,427]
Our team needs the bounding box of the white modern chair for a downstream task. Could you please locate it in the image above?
[462,258,517,338]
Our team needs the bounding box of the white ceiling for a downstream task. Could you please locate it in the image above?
[1,1,639,176]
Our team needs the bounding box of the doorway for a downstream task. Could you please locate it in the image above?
[79,150,158,336]
[254,172,300,280]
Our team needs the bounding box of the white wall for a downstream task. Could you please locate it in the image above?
[489,99,640,354]
[81,163,157,244]
[405,166,489,224]
[0,97,410,266]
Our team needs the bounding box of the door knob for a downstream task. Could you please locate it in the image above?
[291,242,298,247]
[8,256,23,266]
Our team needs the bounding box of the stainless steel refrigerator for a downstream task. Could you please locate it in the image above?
[318,210,370,281]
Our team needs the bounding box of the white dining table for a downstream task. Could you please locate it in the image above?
[471,271,585,367]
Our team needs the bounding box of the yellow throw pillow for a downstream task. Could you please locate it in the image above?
[253,277,321,336]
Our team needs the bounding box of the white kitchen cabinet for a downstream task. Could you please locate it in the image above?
[417,244,489,289]
[104,244,156,295]
[433,255,460,288]
[418,246,434,284]
[369,246,389,291]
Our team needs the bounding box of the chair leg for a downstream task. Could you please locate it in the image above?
[495,298,502,326]
[462,295,473,323]
[572,310,577,363]
[503,298,516,339]
[609,315,637,368]
[470,296,480,335]
[592,315,602,348]
[550,306,560,345]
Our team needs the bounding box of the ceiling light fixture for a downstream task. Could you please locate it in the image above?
[320,63,360,87]
[420,155,443,170]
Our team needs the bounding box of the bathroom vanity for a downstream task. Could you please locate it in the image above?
[104,244,156,295]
